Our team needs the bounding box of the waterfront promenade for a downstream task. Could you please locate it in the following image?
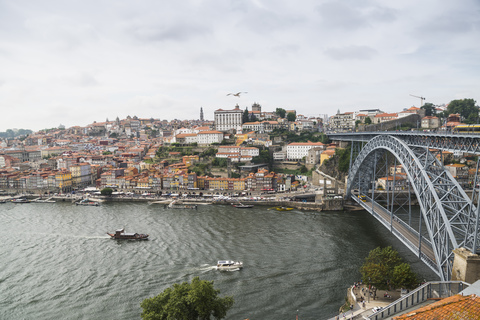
[329,284,401,320]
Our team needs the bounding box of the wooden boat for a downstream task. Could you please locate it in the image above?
[275,206,293,211]
[107,228,149,240]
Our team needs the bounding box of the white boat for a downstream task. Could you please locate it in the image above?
[216,260,243,270]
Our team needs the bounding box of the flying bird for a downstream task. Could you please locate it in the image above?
[227,92,247,97]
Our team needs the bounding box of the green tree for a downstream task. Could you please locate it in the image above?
[276,108,286,118]
[100,188,113,196]
[286,112,296,122]
[242,108,250,123]
[447,98,479,124]
[392,263,419,289]
[360,246,418,290]
[421,102,436,117]
[141,277,234,320]
[335,147,351,173]
[364,117,372,125]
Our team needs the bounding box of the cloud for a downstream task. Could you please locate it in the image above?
[127,22,212,43]
[324,45,377,60]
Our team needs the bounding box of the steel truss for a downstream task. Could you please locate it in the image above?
[330,132,480,155]
[347,135,480,281]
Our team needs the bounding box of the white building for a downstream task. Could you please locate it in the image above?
[215,146,259,160]
[329,112,357,132]
[286,142,325,160]
[214,105,243,132]
[197,131,223,145]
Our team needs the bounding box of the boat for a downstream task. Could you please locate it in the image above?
[232,204,253,208]
[11,198,30,203]
[107,228,149,240]
[275,206,293,211]
[232,202,253,209]
[75,199,99,206]
[167,200,197,209]
[216,260,243,270]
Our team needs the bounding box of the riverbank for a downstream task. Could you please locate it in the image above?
[2,193,358,212]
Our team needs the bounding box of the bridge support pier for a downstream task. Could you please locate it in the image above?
[451,248,480,283]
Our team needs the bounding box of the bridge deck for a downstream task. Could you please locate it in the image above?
[353,195,438,273]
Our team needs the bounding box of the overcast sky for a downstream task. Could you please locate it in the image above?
[1,0,479,131]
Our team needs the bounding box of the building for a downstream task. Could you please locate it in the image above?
[286,141,325,161]
[197,130,223,145]
[214,105,243,132]
[329,112,356,132]
[421,116,441,129]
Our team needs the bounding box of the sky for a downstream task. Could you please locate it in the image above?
[0,0,479,132]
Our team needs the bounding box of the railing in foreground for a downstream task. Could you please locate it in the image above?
[369,281,470,320]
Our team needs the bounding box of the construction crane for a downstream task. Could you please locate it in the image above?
[410,94,426,107]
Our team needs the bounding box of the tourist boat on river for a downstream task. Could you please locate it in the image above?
[216,260,243,270]
[107,228,149,240]
[11,198,30,203]
[75,199,100,206]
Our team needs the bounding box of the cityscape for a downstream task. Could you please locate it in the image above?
[2,1,480,319]
[0,100,477,198]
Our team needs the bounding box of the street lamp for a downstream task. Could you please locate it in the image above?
[296,309,299,320]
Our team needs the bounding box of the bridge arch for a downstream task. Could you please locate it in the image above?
[347,135,477,280]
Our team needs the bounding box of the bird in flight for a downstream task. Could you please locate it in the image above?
[227,92,247,97]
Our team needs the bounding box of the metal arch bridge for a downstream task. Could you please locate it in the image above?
[328,132,480,281]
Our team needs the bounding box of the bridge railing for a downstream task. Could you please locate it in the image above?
[368,281,470,320]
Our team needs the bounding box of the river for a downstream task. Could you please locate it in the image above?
[0,201,437,320]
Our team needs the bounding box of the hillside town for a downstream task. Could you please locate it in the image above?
[0,101,478,197]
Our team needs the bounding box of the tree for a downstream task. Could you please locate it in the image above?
[360,246,418,290]
[140,277,234,320]
[242,108,250,123]
[276,108,286,118]
[421,102,436,117]
[100,188,113,196]
[286,112,296,122]
[447,98,479,124]
[364,117,372,125]
[335,147,351,173]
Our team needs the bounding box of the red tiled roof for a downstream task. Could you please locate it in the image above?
[394,294,480,319]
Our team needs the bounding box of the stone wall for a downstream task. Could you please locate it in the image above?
[357,114,421,132]
[452,247,480,283]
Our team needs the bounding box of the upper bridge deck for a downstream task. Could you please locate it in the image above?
[328,131,480,155]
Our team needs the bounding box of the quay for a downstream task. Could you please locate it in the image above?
[1,192,355,212]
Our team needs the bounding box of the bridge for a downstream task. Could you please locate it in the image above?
[329,131,480,281]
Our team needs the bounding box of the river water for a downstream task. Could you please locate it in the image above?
[0,201,437,320]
